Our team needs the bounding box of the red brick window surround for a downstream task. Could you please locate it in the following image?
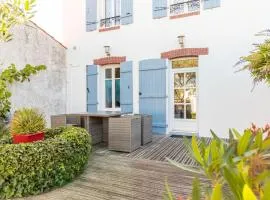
[99,26,120,33]
[170,11,200,20]
[94,56,126,66]
[161,48,208,60]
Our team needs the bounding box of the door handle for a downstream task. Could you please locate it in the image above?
[139,92,142,96]
[87,88,90,93]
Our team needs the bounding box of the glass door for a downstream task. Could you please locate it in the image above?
[173,68,198,133]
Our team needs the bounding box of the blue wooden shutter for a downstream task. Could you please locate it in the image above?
[86,0,97,31]
[120,61,133,113]
[139,59,168,134]
[152,0,167,19]
[121,0,133,25]
[203,0,220,10]
[87,65,98,112]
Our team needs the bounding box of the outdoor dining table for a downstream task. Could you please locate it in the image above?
[51,111,122,145]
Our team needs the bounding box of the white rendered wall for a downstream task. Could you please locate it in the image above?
[0,23,67,126]
[63,0,270,138]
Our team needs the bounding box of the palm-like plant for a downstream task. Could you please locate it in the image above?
[164,124,270,200]
[237,30,270,87]
[10,108,46,134]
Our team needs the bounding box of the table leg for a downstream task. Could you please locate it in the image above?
[102,118,109,143]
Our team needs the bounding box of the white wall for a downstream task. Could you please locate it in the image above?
[63,0,270,137]
[33,0,64,43]
[0,23,67,126]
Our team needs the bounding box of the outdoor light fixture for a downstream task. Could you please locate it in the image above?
[178,35,185,48]
[104,45,111,56]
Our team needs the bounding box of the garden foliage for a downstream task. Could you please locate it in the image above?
[0,0,47,120]
[10,107,46,134]
[0,127,91,199]
[237,30,270,87]
[164,124,270,200]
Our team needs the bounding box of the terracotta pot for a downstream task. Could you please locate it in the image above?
[12,132,44,144]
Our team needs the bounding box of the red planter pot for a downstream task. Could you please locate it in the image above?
[12,132,45,144]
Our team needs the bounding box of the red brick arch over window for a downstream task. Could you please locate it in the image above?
[94,56,126,66]
[161,48,208,59]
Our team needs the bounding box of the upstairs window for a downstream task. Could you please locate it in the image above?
[170,0,200,16]
[100,0,121,28]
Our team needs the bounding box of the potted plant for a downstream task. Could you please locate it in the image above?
[10,108,46,144]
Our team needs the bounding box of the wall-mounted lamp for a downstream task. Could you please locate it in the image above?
[104,45,111,56]
[178,35,185,48]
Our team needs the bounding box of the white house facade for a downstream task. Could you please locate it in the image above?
[63,0,270,138]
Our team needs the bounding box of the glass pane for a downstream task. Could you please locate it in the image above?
[105,80,112,108]
[115,68,120,79]
[105,69,112,79]
[186,72,196,87]
[174,73,184,88]
[186,104,196,119]
[115,79,120,107]
[175,105,184,119]
[185,88,196,103]
[174,89,184,103]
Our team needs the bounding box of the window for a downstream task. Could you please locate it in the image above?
[174,71,197,120]
[100,0,121,28]
[170,0,200,16]
[105,67,121,110]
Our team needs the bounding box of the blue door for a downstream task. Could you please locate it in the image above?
[86,65,98,112]
[139,59,168,134]
[120,61,133,113]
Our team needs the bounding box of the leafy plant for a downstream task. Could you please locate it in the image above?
[0,64,46,120]
[236,30,270,87]
[10,108,46,134]
[0,0,47,120]
[0,127,91,199]
[164,124,270,200]
[0,0,36,42]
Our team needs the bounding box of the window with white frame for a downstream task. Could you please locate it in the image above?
[170,0,200,16]
[100,0,121,28]
[104,66,121,110]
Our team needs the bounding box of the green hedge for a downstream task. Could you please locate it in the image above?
[0,127,92,199]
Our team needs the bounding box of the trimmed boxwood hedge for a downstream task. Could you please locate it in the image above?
[0,127,92,199]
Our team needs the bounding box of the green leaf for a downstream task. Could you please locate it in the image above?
[223,167,245,200]
[252,132,263,149]
[237,130,252,156]
[243,185,257,200]
[192,136,204,165]
[262,180,270,200]
[163,178,176,200]
[192,178,201,200]
[232,128,242,139]
[211,183,223,200]
[262,138,270,150]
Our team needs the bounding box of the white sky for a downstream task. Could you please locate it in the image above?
[32,0,64,43]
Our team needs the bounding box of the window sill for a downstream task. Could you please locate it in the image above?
[99,26,120,32]
[170,11,200,20]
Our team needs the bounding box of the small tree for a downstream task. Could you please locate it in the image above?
[237,30,270,87]
[0,0,46,120]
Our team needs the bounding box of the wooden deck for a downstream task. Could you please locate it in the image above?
[23,135,210,200]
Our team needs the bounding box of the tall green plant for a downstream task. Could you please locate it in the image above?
[0,0,36,42]
[164,124,270,200]
[237,30,270,87]
[0,0,46,120]
[10,108,46,134]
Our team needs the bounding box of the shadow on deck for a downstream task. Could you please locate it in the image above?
[23,135,210,200]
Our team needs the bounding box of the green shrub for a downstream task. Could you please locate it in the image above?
[0,127,91,199]
[164,124,270,200]
[10,108,46,135]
